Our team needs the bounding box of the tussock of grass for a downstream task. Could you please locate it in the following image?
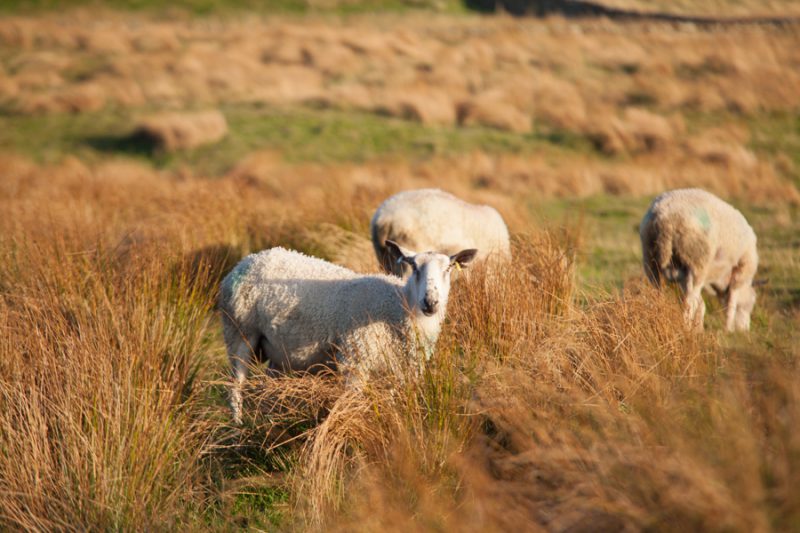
[0,237,217,529]
[133,110,229,153]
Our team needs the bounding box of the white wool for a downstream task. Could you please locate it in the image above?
[219,245,475,422]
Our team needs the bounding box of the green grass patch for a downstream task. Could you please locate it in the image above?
[0,103,589,175]
[230,485,289,530]
[748,111,800,188]
[531,194,649,294]
[742,204,800,311]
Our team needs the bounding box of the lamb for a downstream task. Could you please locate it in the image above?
[219,241,478,423]
[639,188,758,332]
[371,189,511,278]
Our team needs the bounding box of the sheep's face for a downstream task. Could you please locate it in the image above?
[385,240,478,318]
[408,252,454,317]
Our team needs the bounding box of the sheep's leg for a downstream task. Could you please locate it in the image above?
[681,272,705,331]
[726,283,757,332]
[724,289,739,332]
[689,291,706,331]
[733,300,753,332]
[728,249,758,332]
[229,334,259,424]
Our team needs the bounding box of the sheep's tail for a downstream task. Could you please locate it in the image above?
[655,224,676,281]
[642,212,710,286]
[640,215,665,286]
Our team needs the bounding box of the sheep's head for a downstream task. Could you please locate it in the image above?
[386,240,477,319]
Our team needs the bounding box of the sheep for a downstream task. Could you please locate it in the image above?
[639,188,758,332]
[371,188,511,278]
[219,241,478,423]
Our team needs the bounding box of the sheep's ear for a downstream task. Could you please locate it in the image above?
[450,249,478,268]
[385,240,415,264]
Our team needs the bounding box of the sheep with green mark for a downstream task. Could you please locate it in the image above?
[640,188,758,332]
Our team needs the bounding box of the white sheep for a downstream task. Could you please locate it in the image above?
[639,188,758,332]
[371,188,511,278]
[219,241,477,423]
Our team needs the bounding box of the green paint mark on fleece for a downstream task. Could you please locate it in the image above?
[694,207,711,233]
[695,208,712,231]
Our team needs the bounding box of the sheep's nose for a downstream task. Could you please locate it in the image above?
[422,297,438,316]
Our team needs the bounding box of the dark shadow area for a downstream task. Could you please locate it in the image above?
[182,243,241,287]
[464,0,800,26]
[85,129,160,157]
[176,243,244,311]
[785,288,800,310]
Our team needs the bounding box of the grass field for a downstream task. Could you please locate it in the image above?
[1,1,799,530]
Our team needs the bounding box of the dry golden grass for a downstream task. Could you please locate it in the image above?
[1,144,799,529]
[2,13,799,134]
[2,12,799,206]
[590,107,682,155]
[377,88,458,126]
[0,231,215,528]
[0,158,247,529]
[458,92,533,133]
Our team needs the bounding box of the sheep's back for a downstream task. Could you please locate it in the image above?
[373,189,509,257]
[644,188,755,275]
[220,248,353,326]
[227,247,409,360]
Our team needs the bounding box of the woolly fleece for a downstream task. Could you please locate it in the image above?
[371,188,510,277]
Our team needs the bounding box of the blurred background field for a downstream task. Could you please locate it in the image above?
[1,1,799,530]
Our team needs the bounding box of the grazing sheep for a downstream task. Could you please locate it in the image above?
[219,242,477,423]
[371,188,510,278]
[639,188,758,332]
